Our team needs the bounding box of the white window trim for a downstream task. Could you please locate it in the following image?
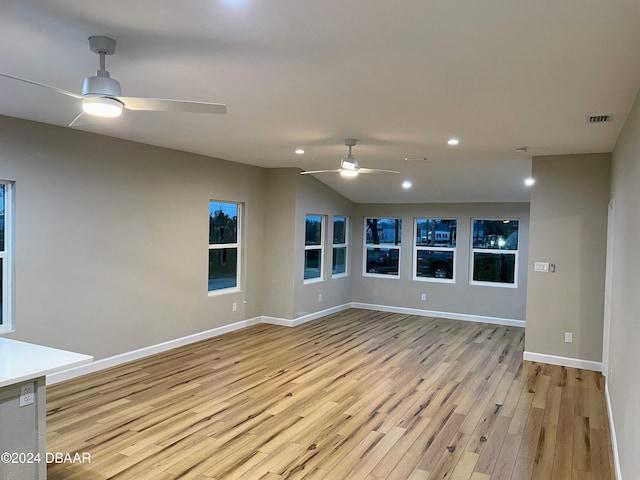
[332,216,348,278]
[304,214,324,284]
[208,201,241,296]
[0,182,14,333]
[363,217,402,279]
[413,218,457,284]
[469,218,519,289]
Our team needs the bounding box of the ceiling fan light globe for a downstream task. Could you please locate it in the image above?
[82,97,123,117]
[341,158,357,170]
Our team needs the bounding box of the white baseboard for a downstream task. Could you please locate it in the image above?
[260,316,294,327]
[522,351,603,372]
[262,303,352,327]
[351,302,525,328]
[605,383,623,480]
[46,317,262,385]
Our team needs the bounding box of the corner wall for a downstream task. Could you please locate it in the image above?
[608,89,640,480]
[261,169,298,319]
[293,174,354,318]
[525,153,610,364]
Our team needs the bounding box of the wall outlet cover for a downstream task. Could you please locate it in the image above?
[20,383,35,407]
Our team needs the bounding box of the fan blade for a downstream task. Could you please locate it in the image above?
[0,73,82,99]
[358,168,399,174]
[300,169,341,175]
[118,96,227,114]
[68,111,89,128]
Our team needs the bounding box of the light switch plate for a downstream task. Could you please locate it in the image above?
[534,262,550,272]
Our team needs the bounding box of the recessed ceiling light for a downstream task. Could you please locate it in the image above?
[402,181,412,189]
[447,138,459,146]
[295,149,305,155]
[524,177,535,187]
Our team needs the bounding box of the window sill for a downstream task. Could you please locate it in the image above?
[412,276,456,284]
[363,272,400,279]
[469,280,518,289]
[208,287,241,297]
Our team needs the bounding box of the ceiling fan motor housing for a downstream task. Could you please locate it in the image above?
[82,72,122,98]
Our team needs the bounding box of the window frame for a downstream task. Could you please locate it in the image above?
[332,216,348,278]
[304,214,325,284]
[413,218,457,284]
[208,200,241,296]
[0,181,14,333]
[470,218,519,288]
[363,217,402,279]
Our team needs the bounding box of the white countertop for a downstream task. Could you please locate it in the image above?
[0,338,93,388]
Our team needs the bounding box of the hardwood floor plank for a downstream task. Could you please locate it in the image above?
[449,450,479,480]
[572,416,591,474]
[530,423,557,479]
[44,309,613,480]
[490,433,521,480]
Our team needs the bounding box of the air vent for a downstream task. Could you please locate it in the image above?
[587,114,612,124]
[403,157,428,162]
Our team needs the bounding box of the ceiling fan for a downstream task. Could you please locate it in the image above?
[0,36,227,127]
[300,139,399,177]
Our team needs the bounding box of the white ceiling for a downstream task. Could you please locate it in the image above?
[1,0,639,203]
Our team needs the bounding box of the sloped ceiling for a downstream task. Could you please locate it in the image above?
[1,0,639,202]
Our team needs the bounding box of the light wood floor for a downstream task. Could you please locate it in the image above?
[46,309,615,479]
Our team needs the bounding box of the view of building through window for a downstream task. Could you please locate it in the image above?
[414,218,457,281]
[471,219,519,285]
[365,217,401,276]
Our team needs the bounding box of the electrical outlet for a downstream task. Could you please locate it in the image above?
[421,293,427,301]
[20,383,35,407]
[232,302,237,312]
[318,294,322,302]
[564,332,573,343]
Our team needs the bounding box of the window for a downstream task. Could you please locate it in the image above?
[471,219,519,287]
[304,214,324,282]
[332,216,348,277]
[0,182,13,332]
[414,218,457,282]
[208,201,240,294]
[364,217,401,277]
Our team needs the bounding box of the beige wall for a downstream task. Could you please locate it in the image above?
[0,116,266,359]
[261,169,298,319]
[609,90,640,480]
[351,203,530,321]
[525,153,610,361]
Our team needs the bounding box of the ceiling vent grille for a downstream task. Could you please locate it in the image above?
[587,114,612,124]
